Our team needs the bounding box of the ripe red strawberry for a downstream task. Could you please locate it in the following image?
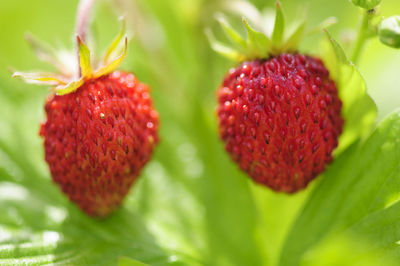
[209,2,343,192]
[40,71,158,216]
[217,55,342,192]
[14,20,159,216]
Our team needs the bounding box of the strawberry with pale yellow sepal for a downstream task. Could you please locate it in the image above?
[12,15,159,217]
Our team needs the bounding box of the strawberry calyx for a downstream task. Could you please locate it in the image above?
[13,22,128,96]
[207,1,336,61]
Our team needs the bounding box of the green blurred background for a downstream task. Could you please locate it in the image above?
[0,0,400,265]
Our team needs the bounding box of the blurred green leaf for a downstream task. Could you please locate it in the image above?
[119,256,149,266]
[322,31,377,152]
[280,111,400,266]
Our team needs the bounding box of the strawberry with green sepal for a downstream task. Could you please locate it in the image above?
[209,2,344,192]
[13,1,159,217]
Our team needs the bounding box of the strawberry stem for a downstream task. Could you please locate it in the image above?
[351,9,376,64]
[76,0,96,42]
[75,0,96,77]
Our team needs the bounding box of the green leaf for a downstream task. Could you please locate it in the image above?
[378,16,400,49]
[272,1,285,46]
[280,111,400,266]
[350,0,381,10]
[118,256,149,266]
[323,31,377,151]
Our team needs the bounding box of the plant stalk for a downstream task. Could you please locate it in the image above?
[351,9,375,64]
[75,0,96,76]
[76,0,96,42]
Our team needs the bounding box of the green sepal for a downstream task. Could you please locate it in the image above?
[25,34,73,77]
[13,21,130,96]
[205,29,245,61]
[77,36,93,78]
[324,30,349,65]
[350,0,381,10]
[243,18,272,59]
[104,19,127,64]
[272,1,285,46]
[378,16,400,48]
[95,36,128,78]
[216,14,247,50]
[282,20,306,52]
[208,0,320,62]
[307,17,338,35]
[12,72,67,86]
[55,78,85,96]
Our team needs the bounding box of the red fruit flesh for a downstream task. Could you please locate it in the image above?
[217,54,343,193]
[40,71,159,216]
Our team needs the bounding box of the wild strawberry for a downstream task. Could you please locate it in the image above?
[14,20,159,216]
[209,2,343,192]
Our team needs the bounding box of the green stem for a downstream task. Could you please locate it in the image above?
[351,9,374,64]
